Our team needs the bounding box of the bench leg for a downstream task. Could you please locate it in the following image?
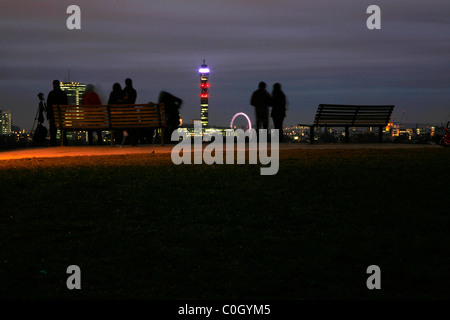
[345,126,350,143]
[378,126,383,143]
[160,128,165,146]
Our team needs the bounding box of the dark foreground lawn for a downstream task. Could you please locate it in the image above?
[0,147,449,300]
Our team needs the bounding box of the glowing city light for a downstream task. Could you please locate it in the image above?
[230,112,252,130]
[199,67,210,73]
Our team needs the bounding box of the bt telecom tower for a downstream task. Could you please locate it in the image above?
[199,60,210,129]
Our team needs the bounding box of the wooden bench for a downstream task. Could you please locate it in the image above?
[53,103,166,146]
[299,104,394,143]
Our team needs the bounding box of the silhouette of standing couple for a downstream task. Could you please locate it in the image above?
[250,81,287,142]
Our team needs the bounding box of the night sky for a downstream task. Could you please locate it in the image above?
[1,0,449,130]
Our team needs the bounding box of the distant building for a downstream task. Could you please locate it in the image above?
[1,110,12,135]
[60,82,86,105]
[199,60,210,129]
[57,82,87,143]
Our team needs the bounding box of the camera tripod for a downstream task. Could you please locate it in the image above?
[27,93,48,147]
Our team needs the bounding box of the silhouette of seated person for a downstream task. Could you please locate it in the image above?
[123,78,138,145]
[46,80,68,146]
[108,82,125,145]
[81,84,103,146]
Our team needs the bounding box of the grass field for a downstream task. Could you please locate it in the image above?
[0,146,449,300]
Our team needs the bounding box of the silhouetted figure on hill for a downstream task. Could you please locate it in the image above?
[108,82,124,105]
[33,93,48,146]
[33,123,48,146]
[123,78,137,104]
[81,84,103,146]
[250,81,271,134]
[46,80,68,146]
[123,78,138,145]
[270,83,287,142]
[158,91,183,144]
[108,83,125,145]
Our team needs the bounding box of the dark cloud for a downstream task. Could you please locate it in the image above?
[1,0,449,129]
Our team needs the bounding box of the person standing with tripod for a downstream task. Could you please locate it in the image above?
[46,80,68,146]
[30,93,49,147]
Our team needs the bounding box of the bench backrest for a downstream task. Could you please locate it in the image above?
[314,104,394,127]
[109,104,164,129]
[52,103,165,130]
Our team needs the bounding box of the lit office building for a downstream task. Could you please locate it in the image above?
[60,82,86,105]
[199,60,210,129]
[59,82,88,143]
[1,110,12,135]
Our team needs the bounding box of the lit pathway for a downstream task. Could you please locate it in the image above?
[0,143,441,161]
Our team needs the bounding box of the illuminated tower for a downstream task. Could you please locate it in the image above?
[199,60,210,129]
[60,81,86,105]
[59,82,87,142]
[1,109,12,135]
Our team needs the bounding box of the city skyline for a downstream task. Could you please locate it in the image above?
[1,0,449,130]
